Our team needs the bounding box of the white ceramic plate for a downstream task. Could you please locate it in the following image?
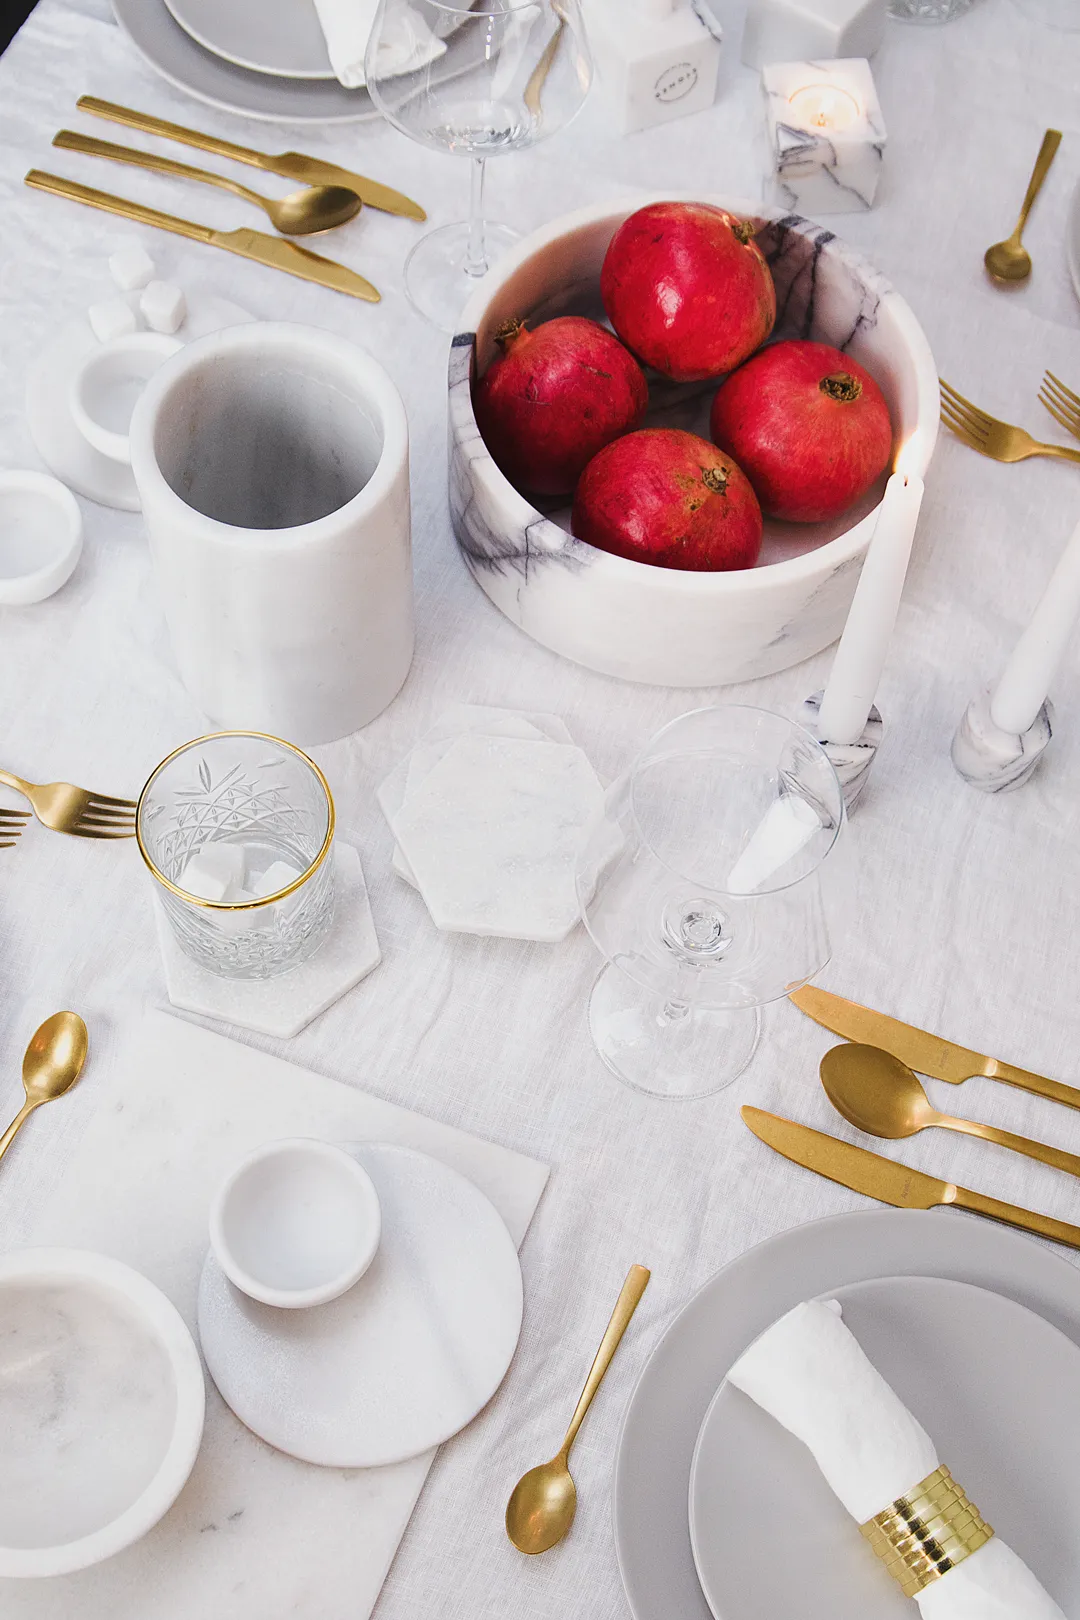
[162,0,335,80]
[1067,178,1080,310]
[612,1208,1080,1620]
[111,0,377,125]
[688,1274,1080,1619]
[197,1141,524,1467]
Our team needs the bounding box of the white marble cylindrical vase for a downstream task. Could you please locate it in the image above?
[130,322,413,746]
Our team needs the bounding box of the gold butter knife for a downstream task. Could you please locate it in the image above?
[24,171,380,302]
[77,96,426,223]
[742,1105,1080,1251]
[790,985,1080,1113]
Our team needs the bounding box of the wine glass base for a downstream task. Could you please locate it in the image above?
[587,965,762,1101]
[404,221,521,332]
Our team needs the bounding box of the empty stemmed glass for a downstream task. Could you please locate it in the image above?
[364,0,592,331]
[576,707,849,1101]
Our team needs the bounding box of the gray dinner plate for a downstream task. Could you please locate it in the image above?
[613,1208,1080,1620]
[111,0,376,125]
[162,0,335,81]
[688,1274,1080,1619]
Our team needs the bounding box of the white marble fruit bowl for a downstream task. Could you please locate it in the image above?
[448,195,938,688]
[0,1248,205,1577]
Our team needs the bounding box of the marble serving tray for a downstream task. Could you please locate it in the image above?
[0,1012,548,1620]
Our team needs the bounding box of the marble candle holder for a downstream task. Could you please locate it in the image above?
[799,690,883,807]
[742,0,885,69]
[763,59,886,215]
[951,692,1054,794]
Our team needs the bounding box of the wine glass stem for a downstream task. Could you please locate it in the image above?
[464,157,489,279]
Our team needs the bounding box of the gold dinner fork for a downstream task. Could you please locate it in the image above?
[940,378,1080,466]
[0,809,31,848]
[0,770,136,839]
[1038,370,1080,441]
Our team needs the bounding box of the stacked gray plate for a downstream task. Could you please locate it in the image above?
[111,0,377,124]
[613,1208,1080,1620]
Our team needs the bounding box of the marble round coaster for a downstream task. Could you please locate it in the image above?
[197,1141,524,1468]
[154,843,380,1039]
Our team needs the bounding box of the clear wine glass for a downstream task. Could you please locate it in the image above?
[363,0,592,331]
[576,707,849,1101]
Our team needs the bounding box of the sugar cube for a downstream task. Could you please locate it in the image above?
[179,842,247,902]
[253,860,303,898]
[109,244,155,291]
[88,297,140,343]
[140,280,186,335]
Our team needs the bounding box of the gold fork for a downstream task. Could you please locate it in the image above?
[1038,370,1080,441]
[0,771,136,839]
[0,809,31,848]
[940,378,1080,466]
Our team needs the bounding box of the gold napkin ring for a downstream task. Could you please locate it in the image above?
[859,1465,994,1597]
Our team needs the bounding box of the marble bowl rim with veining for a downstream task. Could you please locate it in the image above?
[0,1246,206,1578]
[451,192,939,596]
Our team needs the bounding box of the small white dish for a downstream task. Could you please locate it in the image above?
[211,1138,381,1309]
[162,0,335,80]
[70,332,183,465]
[0,1247,205,1578]
[198,1141,524,1467]
[0,471,83,605]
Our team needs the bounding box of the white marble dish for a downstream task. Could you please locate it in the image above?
[211,1139,382,1309]
[69,331,184,466]
[0,471,83,605]
[448,194,938,688]
[0,1247,204,1578]
[197,1141,523,1468]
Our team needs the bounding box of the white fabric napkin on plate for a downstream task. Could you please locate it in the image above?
[310,0,446,90]
[727,1300,1066,1619]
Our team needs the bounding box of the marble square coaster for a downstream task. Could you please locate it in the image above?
[154,843,381,1038]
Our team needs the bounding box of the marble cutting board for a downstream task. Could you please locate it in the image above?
[0,1011,549,1619]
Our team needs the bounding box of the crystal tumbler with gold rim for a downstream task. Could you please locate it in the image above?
[137,732,335,980]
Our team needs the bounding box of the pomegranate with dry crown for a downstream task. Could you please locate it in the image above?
[709,339,893,523]
[571,428,763,572]
[600,201,776,383]
[472,315,648,496]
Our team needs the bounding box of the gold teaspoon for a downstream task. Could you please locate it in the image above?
[506,1263,650,1554]
[53,130,362,236]
[821,1042,1080,1179]
[0,1012,89,1165]
[984,128,1061,284]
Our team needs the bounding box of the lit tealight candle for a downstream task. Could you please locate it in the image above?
[787,83,861,130]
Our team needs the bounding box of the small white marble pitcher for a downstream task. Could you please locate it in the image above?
[129,321,413,746]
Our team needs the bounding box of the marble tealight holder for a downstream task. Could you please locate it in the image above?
[951,692,1054,794]
[763,59,886,215]
[799,690,883,808]
[743,0,885,69]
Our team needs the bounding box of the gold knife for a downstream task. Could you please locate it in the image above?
[77,96,426,223]
[24,172,380,302]
[790,985,1080,1113]
[742,1105,1080,1251]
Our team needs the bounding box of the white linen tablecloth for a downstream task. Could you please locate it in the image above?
[2,1,1080,1616]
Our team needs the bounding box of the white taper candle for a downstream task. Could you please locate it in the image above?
[989,517,1080,736]
[816,470,925,747]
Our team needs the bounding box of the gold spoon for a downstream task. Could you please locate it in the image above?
[506,1263,650,1555]
[0,1012,89,1165]
[821,1042,1080,1178]
[984,128,1062,283]
[53,130,362,236]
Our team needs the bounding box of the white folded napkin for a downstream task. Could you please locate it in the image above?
[727,1300,1066,1619]
[310,0,446,90]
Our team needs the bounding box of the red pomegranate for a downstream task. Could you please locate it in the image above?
[709,339,893,523]
[571,428,763,572]
[600,202,776,383]
[472,315,648,496]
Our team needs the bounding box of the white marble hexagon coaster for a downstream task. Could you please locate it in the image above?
[378,706,576,889]
[390,735,604,941]
[154,843,380,1038]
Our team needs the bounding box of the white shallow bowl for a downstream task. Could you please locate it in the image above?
[210,1138,382,1309]
[448,195,939,688]
[0,1248,205,1577]
[0,470,82,605]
